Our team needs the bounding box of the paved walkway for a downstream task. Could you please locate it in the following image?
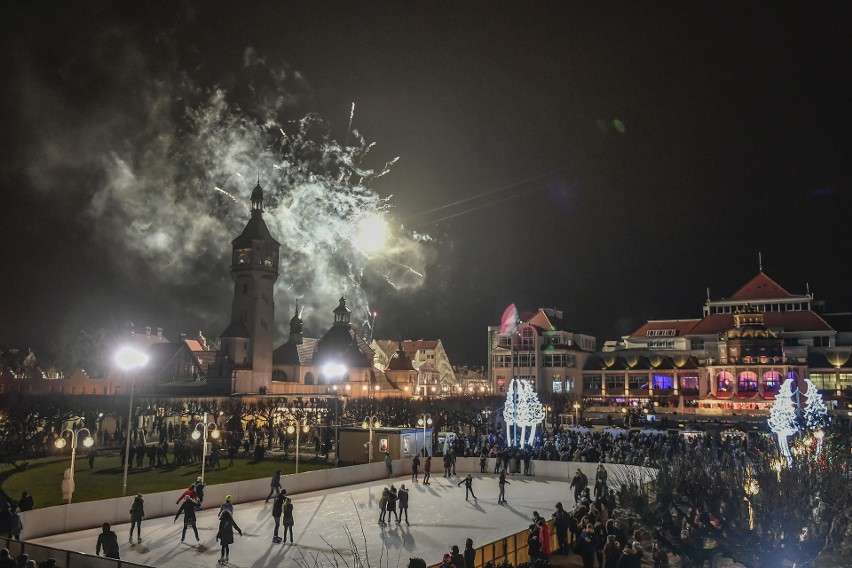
[32,473,584,568]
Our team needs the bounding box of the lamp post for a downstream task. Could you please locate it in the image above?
[115,346,148,497]
[191,412,219,484]
[573,402,581,426]
[417,413,432,457]
[55,426,94,504]
[287,418,311,474]
[362,415,381,463]
[744,468,760,530]
[323,363,347,468]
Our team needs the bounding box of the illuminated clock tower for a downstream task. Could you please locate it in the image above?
[219,181,280,391]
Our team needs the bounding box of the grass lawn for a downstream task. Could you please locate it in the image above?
[1,449,332,508]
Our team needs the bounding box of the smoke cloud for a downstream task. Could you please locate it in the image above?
[21,24,434,343]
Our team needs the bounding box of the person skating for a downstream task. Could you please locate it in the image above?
[378,487,390,525]
[219,495,234,518]
[7,504,21,541]
[423,455,432,485]
[385,452,394,477]
[571,468,588,504]
[442,452,452,477]
[411,454,420,482]
[498,469,510,504]
[95,523,120,559]
[175,484,198,505]
[129,493,145,544]
[398,484,410,525]
[458,475,477,501]
[215,509,242,564]
[174,495,200,542]
[266,470,283,503]
[193,476,205,509]
[387,485,400,524]
[271,492,285,542]
[479,452,487,473]
[282,497,294,544]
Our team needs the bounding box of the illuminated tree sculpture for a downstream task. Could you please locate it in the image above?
[767,378,798,465]
[520,380,546,446]
[503,379,519,446]
[801,378,829,431]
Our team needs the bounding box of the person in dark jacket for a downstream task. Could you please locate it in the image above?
[450,544,466,568]
[552,502,570,553]
[95,523,120,559]
[570,469,588,503]
[398,484,410,525]
[498,470,510,504]
[7,504,21,541]
[463,538,475,568]
[129,493,145,543]
[193,477,205,509]
[271,492,285,542]
[527,523,541,562]
[386,485,400,524]
[282,498,294,544]
[577,523,597,568]
[423,456,432,485]
[603,534,621,568]
[215,509,242,564]
[411,454,420,482]
[266,470,283,502]
[458,475,477,501]
[17,493,33,513]
[174,496,200,542]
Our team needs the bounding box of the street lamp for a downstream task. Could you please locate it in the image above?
[286,418,311,474]
[191,412,220,484]
[362,415,381,462]
[322,362,347,468]
[55,426,94,504]
[417,413,432,457]
[115,345,148,497]
[573,402,581,425]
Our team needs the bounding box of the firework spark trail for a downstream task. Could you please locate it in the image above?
[25,37,435,338]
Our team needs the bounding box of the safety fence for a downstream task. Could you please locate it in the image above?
[428,519,559,568]
[0,536,152,568]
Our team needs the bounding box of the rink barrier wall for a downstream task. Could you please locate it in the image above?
[1,535,150,568]
[18,458,655,547]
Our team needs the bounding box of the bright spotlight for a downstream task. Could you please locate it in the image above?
[322,363,346,378]
[114,346,148,370]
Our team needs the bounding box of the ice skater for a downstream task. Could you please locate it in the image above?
[215,509,242,564]
[458,475,477,501]
[174,495,200,542]
[282,497,294,544]
[498,469,510,504]
[398,484,410,525]
[129,493,145,544]
[266,470,283,503]
[423,455,432,485]
[271,492,285,543]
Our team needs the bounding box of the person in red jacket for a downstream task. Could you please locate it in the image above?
[176,484,198,505]
[423,455,432,485]
[537,517,552,559]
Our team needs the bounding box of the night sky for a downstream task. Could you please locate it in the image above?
[2,3,851,367]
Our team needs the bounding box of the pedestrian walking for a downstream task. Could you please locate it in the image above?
[420,455,431,485]
[219,495,234,518]
[378,487,390,525]
[266,470,283,503]
[385,453,393,477]
[215,509,242,564]
[96,523,120,559]
[7,504,21,541]
[458,475,477,501]
[412,454,420,482]
[398,484,410,525]
[282,497,294,544]
[464,538,475,568]
[174,496,200,542]
[129,493,145,544]
[498,469,510,504]
[271,492,285,543]
[570,469,588,504]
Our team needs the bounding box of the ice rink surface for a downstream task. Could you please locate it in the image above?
[32,472,580,568]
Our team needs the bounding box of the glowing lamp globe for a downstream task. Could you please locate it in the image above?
[55,437,67,449]
[302,425,310,434]
[191,430,201,440]
[83,436,94,448]
[287,425,295,434]
[362,421,369,429]
[211,429,220,439]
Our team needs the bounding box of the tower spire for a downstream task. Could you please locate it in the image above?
[758,251,763,272]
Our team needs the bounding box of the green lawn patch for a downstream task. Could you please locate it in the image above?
[1,449,332,508]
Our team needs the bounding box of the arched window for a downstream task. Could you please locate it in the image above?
[717,371,734,392]
[763,371,781,392]
[787,370,799,381]
[738,371,758,392]
[304,372,314,385]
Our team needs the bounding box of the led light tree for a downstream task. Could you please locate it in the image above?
[520,380,546,446]
[801,378,829,431]
[767,378,798,465]
[503,379,519,446]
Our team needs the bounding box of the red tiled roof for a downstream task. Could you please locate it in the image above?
[629,320,701,339]
[728,272,797,301]
[688,311,834,335]
[184,340,205,352]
